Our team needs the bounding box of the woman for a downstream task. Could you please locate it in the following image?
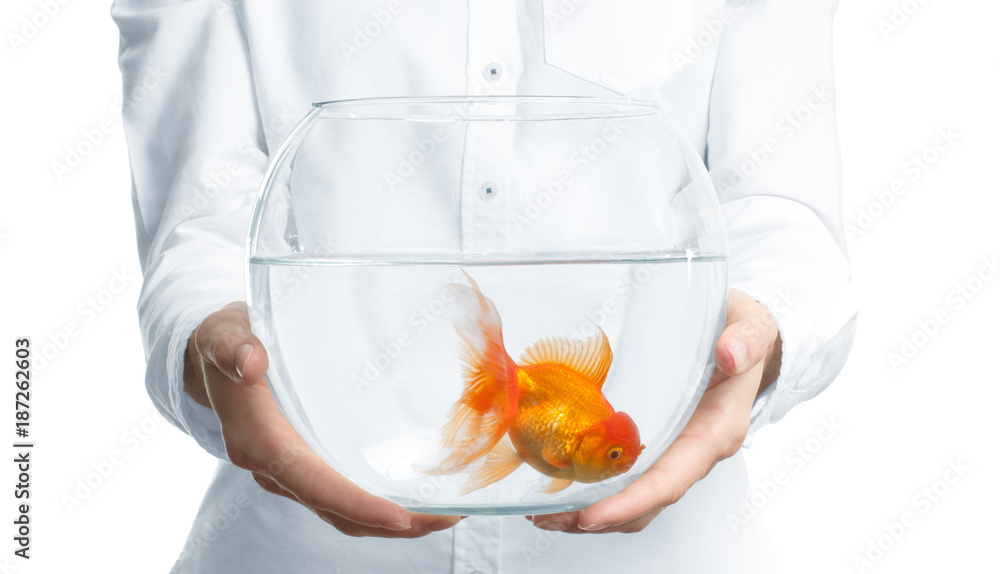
[112,1,857,571]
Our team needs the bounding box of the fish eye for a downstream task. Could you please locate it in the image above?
[608,447,622,460]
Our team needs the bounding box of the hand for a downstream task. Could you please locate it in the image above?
[527,289,782,533]
[184,302,463,538]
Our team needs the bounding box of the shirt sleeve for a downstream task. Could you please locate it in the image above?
[112,0,270,460]
[706,0,859,445]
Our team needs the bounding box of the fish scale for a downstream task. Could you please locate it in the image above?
[512,364,614,469]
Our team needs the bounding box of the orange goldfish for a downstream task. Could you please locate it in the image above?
[425,270,644,495]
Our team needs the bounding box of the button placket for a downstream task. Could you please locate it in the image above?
[461,1,522,256]
[458,119,515,254]
[452,516,504,574]
[453,3,519,563]
[465,2,519,96]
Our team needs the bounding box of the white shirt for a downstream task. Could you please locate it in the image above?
[111,1,857,572]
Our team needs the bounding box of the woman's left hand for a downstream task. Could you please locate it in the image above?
[527,289,782,533]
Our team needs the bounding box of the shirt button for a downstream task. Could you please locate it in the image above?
[483,62,503,82]
[479,181,499,201]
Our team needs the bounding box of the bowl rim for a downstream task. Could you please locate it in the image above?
[310,95,661,121]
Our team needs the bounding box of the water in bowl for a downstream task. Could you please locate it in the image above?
[247,255,727,515]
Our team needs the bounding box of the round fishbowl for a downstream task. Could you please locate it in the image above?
[246,96,728,516]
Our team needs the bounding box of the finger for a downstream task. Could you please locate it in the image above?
[714,290,777,378]
[529,510,580,532]
[312,509,464,539]
[574,362,762,531]
[253,468,463,537]
[532,508,663,534]
[203,364,415,531]
[253,472,462,538]
[194,302,269,383]
[251,471,300,503]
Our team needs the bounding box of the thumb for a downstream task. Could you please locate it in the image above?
[194,303,270,384]
[714,290,777,378]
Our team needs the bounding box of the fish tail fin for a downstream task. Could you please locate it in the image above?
[425,270,520,475]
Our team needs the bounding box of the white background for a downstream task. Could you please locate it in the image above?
[1,1,997,572]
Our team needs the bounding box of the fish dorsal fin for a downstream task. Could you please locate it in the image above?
[518,328,613,387]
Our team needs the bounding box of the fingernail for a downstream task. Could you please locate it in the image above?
[381,521,411,531]
[235,344,254,380]
[726,337,747,370]
[533,520,566,532]
[578,522,609,531]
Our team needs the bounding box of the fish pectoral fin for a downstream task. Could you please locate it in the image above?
[458,435,523,495]
[541,444,571,469]
[518,328,613,388]
[542,478,575,494]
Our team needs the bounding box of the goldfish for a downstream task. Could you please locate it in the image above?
[425,270,644,495]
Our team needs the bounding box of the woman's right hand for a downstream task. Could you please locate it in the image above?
[183,301,463,538]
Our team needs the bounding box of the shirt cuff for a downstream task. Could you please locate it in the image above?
[145,309,230,462]
[718,195,858,447]
[743,294,857,447]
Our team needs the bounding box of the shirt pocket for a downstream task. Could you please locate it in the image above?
[542,0,701,94]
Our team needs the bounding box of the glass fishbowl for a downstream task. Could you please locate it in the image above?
[246,96,728,516]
